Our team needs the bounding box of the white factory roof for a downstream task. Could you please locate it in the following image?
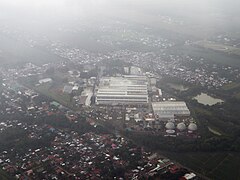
[152,101,190,119]
[96,75,148,105]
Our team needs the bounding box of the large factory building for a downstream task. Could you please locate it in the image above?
[96,75,149,105]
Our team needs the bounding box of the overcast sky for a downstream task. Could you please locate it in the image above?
[0,0,239,17]
[0,0,239,36]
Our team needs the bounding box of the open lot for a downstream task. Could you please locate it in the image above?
[167,45,240,68]
[195,41,240,56]
[164,152,240,180]
[222,83,240,91]
[222,83,240,99]
[35,84,74,108]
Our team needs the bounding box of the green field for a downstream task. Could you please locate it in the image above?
[221,83,240,99]
[35,84,74,109]
[196,41,240,57]
[167,45,240,68]
[165,152,240,180]
[222,83,240,91]
[235,92,240,99]
[193,107,213,116]
[0,168,13,180]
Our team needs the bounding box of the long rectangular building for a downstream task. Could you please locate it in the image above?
[96,75,149,105]
[152,101,190,120]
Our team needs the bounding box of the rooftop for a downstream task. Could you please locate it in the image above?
[96,75,149,105]
[152,101,190,119]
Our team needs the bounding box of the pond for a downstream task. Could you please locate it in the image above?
[193,93,224,106]
[167,83,188,91]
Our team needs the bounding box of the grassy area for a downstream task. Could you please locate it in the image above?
[165,152,240,180]
[168,45,240,68]
[223,83,240,99]
[167,82,189,91]
[207,153,240,180]
[235,93,240,99]
[196,41,240,56]
[193,107,213,116]
[35,84,74,108]
[222,83,240,91]
[0,168,13,180]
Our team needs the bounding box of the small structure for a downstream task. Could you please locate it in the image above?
[72,85,79,91]
[166,129,175,134]
[50,101,60,107]
[130,66,143,75]
[39,78,52,84]
[63,85,73,94]
[183,173,197,180]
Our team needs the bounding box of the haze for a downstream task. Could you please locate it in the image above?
[1,1,240,180]
[1,0,240,32]
[0,0,240,65]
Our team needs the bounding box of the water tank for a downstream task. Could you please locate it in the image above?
[165,122,175,130]
[177,123,186,131]
[188,123,197,131]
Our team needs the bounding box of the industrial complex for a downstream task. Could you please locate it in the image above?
[96,75,149,105]
[93,68,197,137]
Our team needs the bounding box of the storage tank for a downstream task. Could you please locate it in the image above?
[177,123,186,131]
[188,123,197,131]
[165,122,175,130]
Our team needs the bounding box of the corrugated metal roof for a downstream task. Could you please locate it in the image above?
[152,101,190,119]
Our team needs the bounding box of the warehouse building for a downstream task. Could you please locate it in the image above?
[152,101,190,120]
[96,75,149,105]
